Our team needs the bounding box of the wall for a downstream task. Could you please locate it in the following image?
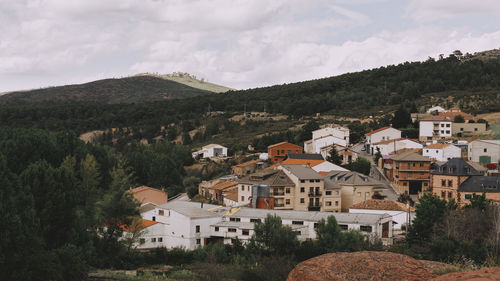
[368,128,402,145]
[452,123,487,136]
[469,141,500,164]
[268,143,302,163]
[349,209,414,230]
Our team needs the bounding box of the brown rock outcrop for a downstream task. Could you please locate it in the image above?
[431,267,500,280]
[286,251,438,281]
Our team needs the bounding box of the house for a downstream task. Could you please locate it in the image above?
[426,106,447,114]
[278,164,326,211]
[391,152,432,195]
[430,158,483,203]
[419,116,452,141]
[211,207,393,245]
[324,171,386,212]
[121,218,169,250]
[452,123,487,137]
[349,199,415,231]
[372,138,422,156]
[458,176,500,204]
[319,144,359,165]
[468,140,500,165]
[192,144,228,159]
[272,155,348,174]
[204,180,238,204]
[422,144,462,162]
[304,124,350,154]
[231,159,263,176]
[129,185,168,206]
[236,169,295,208]
[267,142,303,164]
[365,127,402,155]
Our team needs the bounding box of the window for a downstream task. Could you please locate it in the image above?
[196,239,201,245]
[151,238,156,242]
[441,124,444,127]
[335,201,339,206]
[326,191,331,195]
[158,237,163,242]
[286,188,290,194]
[152,216,156,221]
[300,180,305,183]
[448,180,452,187]
[287,150,291,154]
[139,238,145,244]
[309,180,314,183]
[326,201,332,206]
[281,149,284,154]
[441,191,445,198]
[357,192,361,197]
[339,224,348,230]
[309,187,314,193]
[292,221,304,225]
[300,187,305,193]
[228,228,237,232]
[403,182,407,186]
[436,150,439,154]
[460,128,464,131]
[315,179,320,182]
[293,231,301,235]
[215,227,219,232]
[241,186,244,191]
[420,163,424,167]
[441,179,446,187]
[446,130,450,134]
[484,148,487,152]
[230,217,241,222]
[300,198,305,203]
[446,124,450,127]
[242,229,250,236]
[159,210,164,216]
[474,128,478,131]
[241,196,244,201]
[448,192,452,198]
[407,163,410,169]
[286,199,290,205]
[314,223,319,229]
[196,225,200,233]
[465,194,472,200]
[360,226,372,232]
[426,150,429,153]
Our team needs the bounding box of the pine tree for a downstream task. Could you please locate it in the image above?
[327,145,342,165]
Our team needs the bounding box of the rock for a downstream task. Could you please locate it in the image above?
[431,267,500,281]
[287,251,437,281]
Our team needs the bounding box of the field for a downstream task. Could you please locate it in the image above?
[478,112,500,139]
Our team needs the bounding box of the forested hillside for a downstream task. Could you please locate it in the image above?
[0,76,211,104]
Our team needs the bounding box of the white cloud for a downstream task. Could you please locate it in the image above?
[407,0,500,22]
[0,0,500,92]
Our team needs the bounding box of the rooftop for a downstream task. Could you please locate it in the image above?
[373,138,420,146]
[281,164,324,180]
[234,159,259,168]
[392,152,431,162]
[366,126,399,136]
[238,169,295,187]
[268,141,301,149]
[228,207,391,225]
[159,201,222,218]
[324,171,385,187]
[350,199,415,212]
[209,180,238,191]
[129,185,168,206]
[425,143,451,149]
[286,153,324,160]
[431,158,483,176]
[203,143,226,149]
[459,176,500,193]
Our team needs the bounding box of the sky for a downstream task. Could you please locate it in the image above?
[1,0,500,92]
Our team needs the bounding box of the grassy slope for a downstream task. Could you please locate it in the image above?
[0,76,211,104]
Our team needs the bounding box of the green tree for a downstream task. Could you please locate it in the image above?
[374,147,382,165]
[183,176,201,198]
[392,105,412,128]
[454,115,465,123]
[407,193,449,243]
[327,145,342,165]
[316,216,365,253]
[249,214,299,256]
[343,157,371,175]
[467,193,490,211]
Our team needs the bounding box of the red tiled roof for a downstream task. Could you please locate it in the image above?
[350,199,415,212]
[209,180,238,191]
[224,191,238,202]
[366,126,394,136]
[425,144,450,149]
[120,218,159,232]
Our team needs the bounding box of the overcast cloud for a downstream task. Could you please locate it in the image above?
[1,0,500,92]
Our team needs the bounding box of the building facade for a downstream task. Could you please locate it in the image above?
[365,127,402,155]
[422,144,462,162]
[391,152,432,195]
[267,142,303,164]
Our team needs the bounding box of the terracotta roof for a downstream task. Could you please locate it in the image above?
[365,126,397,136]
[234,159,259,167]
[440,111,475,121]
[121,218,159,232]
[281,159,325,167]
[420,116,451,121]
[392,152,431,162]
[424,144,450,149]
[209,180,238,191]
[350,199,415,212]
[373,138,420,146]
[267,141,301,149]
[129,185,168,206]
[224,191,239,202]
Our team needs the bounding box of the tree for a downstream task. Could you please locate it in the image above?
[327,145,342,165]
[392,105,412,128]
[183,176,201,198]
[343,157,371,175]
[467,193,490,211]
[453,115,465,123]
[407,193,449,243]
[316,216,366,253]
[249,214,298,256]
[374,147,382,166]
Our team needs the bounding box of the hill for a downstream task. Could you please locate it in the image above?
[135,72,234,93]
[0,76,211,104]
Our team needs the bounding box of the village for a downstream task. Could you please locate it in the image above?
[123,105,500,252]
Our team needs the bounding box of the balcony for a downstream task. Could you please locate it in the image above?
[275,203,285,207]
[308,205,320,211]
[272,192,285,196]
[308,191,322,197]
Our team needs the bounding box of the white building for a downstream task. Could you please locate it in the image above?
[349,199,414,231]
[422,144,462,162]
[468,140,500,165]
[365,127,402,155]
[310,160,348,173]
[372,138,422,156]
[304,125,350,153]
[211,207,393,245]
[192,144,228,159]
[426,106,447,114]
[419,116,452,141]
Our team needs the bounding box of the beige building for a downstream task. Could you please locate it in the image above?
[324,171,386,212]
[236,169,295,208]
[452,123,486,137]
